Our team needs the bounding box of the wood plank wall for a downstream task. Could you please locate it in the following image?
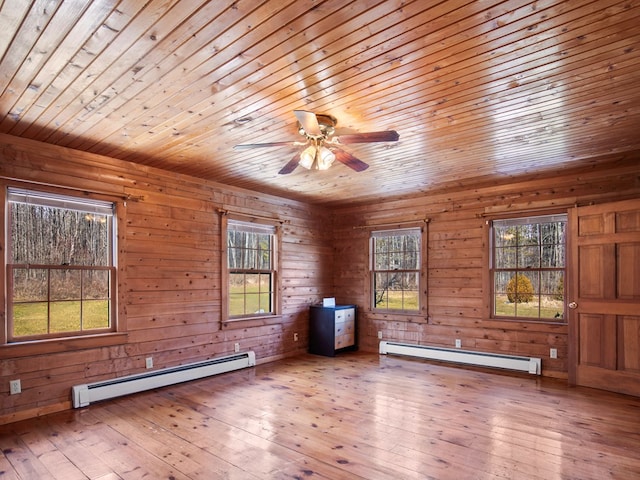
[0,133,332,424]
[329,158,640,379]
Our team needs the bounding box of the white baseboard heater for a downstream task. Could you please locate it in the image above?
[72,351,256,408]
[379,341,541,375]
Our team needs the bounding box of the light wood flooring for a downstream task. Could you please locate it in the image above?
[1,352,639,479]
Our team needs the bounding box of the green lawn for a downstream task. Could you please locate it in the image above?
[13,300,110,337]
[375,290,419,311]
[494,294,564,320]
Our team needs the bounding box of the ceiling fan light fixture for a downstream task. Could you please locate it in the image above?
[299,145,335,170]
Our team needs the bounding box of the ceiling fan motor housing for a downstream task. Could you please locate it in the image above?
[298,114,337,138]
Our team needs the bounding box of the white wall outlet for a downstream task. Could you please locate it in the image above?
[378,331,383,339]
[10,379,21,395]
[293,333,299,342]
[234,342,240,353]
[455,339,462,348]
[145,357,153,369]
[550,348,558,359]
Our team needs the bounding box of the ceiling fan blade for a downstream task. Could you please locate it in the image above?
[233,141,297,150]
[278,152,302,175]
[334,130,399,144]
[294,110,322,137]
[331,147,369,172]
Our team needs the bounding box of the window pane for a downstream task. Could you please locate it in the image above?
[389,252,403,270]
[13,303,48,336]
[494,293,516,317]
[13,268,47,302]
[50,302,81,332]
[50,269,81,301]
[85,270,110,300]
[518,246,540,268]
[400,272,419,310]
[540,222,565,245]
[541,245,565,268]
[374,252,389,270]
[517,224,539,245]
[494,271,514,296]
[229,293,246,316]
[374,272,390,308]
[494,226,517,248]
[541,270,564,297]
[83,300,111,329]
[494,247,516,269]
[540,294,564,320]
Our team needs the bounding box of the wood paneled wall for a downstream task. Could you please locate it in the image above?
[1,131,639,423]
[0,133,332,424]
[330,158,640,379]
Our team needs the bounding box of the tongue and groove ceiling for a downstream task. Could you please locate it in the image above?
[1,0,639,206]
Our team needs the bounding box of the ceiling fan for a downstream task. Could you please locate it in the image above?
[233,110,399,174]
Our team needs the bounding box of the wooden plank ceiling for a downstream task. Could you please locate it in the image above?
[1,0,639,206]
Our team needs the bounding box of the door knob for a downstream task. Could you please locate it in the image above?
[568,302,578,309]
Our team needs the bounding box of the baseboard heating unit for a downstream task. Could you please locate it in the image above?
[379,341,541,375]
[72,351,256,408]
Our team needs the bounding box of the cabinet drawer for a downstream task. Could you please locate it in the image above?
[335,332,355,349]
[344,308,355,323]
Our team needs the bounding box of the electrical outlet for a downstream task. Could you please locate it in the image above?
[293,333,299,342]
[234,342,240,353]
[10,379,21,395]
[550,348,558,359]
[378,331,383,339]
[145,357,153,369]
[455,339,462,348]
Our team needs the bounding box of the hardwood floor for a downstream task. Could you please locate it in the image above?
[1,352,639,479]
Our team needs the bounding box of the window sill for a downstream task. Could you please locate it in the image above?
[222,314,283,330]
[490,317,568,326]
[0,332,128,359]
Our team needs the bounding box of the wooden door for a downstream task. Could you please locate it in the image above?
[568,198,640,397]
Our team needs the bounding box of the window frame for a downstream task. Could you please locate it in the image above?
[488,213,568,323]
[4,185,120,343]
[369,226,425,314]
[221,214,281,323]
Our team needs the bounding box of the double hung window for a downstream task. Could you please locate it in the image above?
[7,187,117,341]
[226,219,277,318]
[370,227,421,312]
[490,214,567,322]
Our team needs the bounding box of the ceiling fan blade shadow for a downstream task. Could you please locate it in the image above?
[331,147,369,172]
[278,152,302,174]
[334,130,399,144]
[294,110,322,136]
[233,141,297,150]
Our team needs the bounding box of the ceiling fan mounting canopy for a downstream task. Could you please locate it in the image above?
[233,110,399,174]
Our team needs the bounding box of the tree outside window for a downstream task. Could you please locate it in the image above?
[491,214,567,321]
[371,228,421,312]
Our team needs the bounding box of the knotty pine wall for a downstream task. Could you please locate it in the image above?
[329,158,640,379]
[0,133,332,424]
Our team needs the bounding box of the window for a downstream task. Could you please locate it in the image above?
[226,219,277,318]
[7,187,117,341]
[370,227,421,311]
[490,214,567,322]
